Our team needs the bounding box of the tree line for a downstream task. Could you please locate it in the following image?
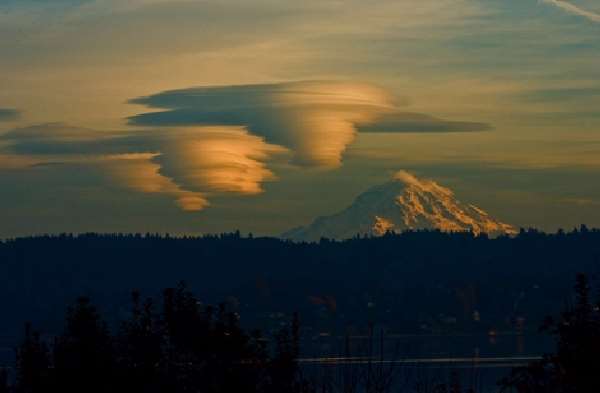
[2,227,600,342]
[3,274,600,392]
[4,282,308,393]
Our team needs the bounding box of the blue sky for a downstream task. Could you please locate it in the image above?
[1,0,600,237]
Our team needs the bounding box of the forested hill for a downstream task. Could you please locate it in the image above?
[1,228,600,343]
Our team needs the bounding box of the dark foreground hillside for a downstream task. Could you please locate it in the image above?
[1,228,600,346]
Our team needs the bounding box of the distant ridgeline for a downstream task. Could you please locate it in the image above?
[1,228,599,345]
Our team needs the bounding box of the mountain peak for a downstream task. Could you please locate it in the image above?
[393,170,453,197]
[283,171,516,241]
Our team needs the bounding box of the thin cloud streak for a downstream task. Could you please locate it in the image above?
[542,0,600,23]
[0,108,19,122]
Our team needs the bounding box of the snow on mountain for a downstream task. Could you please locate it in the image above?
[282,170,516,241]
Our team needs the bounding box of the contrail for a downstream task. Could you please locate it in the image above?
[541,0,600,22]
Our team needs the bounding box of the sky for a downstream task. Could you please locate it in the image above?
[1,0,600,237]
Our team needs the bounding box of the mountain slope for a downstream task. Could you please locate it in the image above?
[283,170,516,241]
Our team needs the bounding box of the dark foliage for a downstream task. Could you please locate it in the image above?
[2,228,600,392]
[0,368,9,393]
[500,273,600,393]
[53,297,114,393]
[14,324,50,393]
[1,228,600,344]
[9,284,308,393]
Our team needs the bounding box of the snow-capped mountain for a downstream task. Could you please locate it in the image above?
[282,170,516,241]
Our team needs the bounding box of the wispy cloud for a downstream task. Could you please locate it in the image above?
[542,0,600,23]
[0,108,19,122]
[521,86,600,102]
[563,197,600,206]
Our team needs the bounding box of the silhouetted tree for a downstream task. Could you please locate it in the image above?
[161,282,271,393]
[116,291,163,393]
[0,368,10,393]
[501,273,600,392]
[15,323,50,393]
[267,312,315,393]
[53,297,114,393]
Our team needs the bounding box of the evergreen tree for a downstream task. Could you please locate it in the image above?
[15,323,50,393]
[161,282,270,393]
[268,312,304,393]
[10,285,310,393]
[116,291,163,393]
[53,297,114,393]
[0,368,10,393]
[501,273,600,393]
